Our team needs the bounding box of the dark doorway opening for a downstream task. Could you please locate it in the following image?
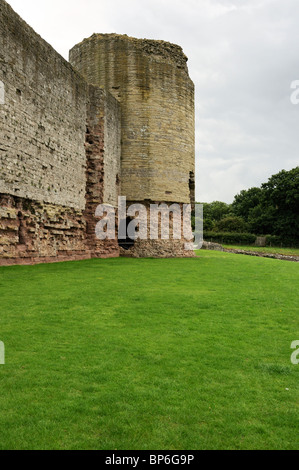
[118,216,135,250]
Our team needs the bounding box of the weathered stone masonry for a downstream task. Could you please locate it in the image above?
[0,0,121,265]
[0,0,195,265]
[70,34,195,258]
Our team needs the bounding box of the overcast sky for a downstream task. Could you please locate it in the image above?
[7,0,299,203]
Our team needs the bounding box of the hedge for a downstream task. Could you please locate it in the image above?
[204,232,256,245]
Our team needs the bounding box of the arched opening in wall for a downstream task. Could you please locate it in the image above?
[17,212,27,245]
[118,216,135,250]
[189,171,195,207]
[0,80,4,105]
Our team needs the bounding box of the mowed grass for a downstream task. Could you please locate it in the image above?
[0,250,298,450]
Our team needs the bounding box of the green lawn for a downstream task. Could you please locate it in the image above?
[0,251,298,450]
[222,245,299,256]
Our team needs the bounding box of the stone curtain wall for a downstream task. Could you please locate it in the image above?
[69,34,195,205]
[0,86,121,265]
[0,0,87,209]
[0,0,121,264]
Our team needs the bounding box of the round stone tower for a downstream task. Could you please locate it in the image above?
[70,34,195,257]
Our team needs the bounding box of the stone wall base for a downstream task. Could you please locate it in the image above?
[0,194,119,266]
[118,201,195,258]
[120,239,195,258]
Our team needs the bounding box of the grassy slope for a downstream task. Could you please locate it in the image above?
[222,245,299,256]
[0,251,298,450]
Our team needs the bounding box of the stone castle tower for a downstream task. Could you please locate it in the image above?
[70,34,195,257]
[70,34,195,205]
[0,1,195,265]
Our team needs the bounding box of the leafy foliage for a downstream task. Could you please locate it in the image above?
[199,167,299,246]
[202,201,232,221]
[231,187,263,221]
[215,216,248,233]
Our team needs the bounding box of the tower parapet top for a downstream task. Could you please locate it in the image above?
[72,33,190,75]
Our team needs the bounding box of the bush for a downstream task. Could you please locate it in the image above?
[203,218,214,231]
[204,232,256,245]
[215,216,248,233]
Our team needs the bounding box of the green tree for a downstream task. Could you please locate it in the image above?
[261,167,299,243]
[232,167,299,244]
[203,218,214,231]
[247,204,276,235]
[202,201,232,222]
[215,216,248,233]
[231,187,263,221]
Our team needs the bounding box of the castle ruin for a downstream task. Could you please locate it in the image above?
[0,0,195,265]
